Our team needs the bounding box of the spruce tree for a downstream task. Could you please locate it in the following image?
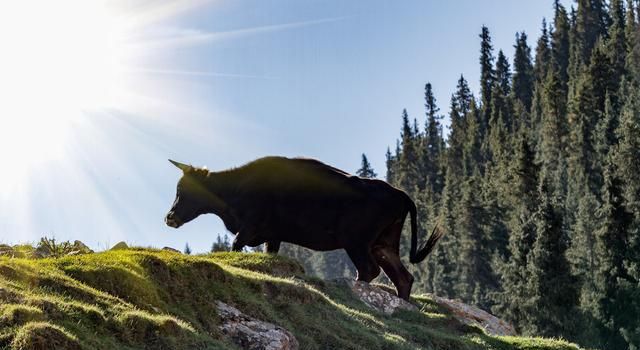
[512,32,535,112]
[530,20,552,141]
[551,1,571,98]
[524,176,578,338]
[479,26,495,133]
[612,82,640,349]
[385,147,396,183]
[592,155,634,349]
[398,109,419,193]
[539,63,568,191]
[608,0,628,88]
[356,153,377,178]
[423,83,444,195]
[534,19,552,84]
[455,174,492,309]
[492,135,539,330]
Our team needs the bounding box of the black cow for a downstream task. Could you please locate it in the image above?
[165,156,442,300]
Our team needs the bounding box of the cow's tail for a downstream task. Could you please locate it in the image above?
[407,195,443,264]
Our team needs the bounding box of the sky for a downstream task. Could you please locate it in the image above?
[0,0,571,252]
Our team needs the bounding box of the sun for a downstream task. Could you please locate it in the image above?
[0,0,126,181]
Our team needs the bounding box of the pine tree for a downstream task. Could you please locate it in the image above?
[211,234,231,252]
[356,153,377,178]
[385,147,396,183]
[492,134,539,330]
[462,100,484,176]
[534,19,552,84]
[608,0,627,88]
[398,109,419,193]
[523,177,578,338]
[612,82,640,349]
[574,0,607,68]
[530,20,552,141]
[184,243,192,255]
[512,32,535,112]
[495,50,511,96]
[591,155,635,349]
[423,83,444,195]
[551,1,571,98]
[479,26,495,133]
[455,174,495,309]
[538,63,568,191]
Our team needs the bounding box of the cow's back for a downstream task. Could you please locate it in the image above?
[226,157,405,249]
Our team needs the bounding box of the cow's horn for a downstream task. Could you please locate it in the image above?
[169,159,191,172]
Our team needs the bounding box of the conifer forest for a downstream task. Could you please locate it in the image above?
[281,1,640,348]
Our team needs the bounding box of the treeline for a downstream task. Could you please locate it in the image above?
[286,1,640,349]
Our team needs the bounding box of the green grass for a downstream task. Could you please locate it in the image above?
[0,250,584,350]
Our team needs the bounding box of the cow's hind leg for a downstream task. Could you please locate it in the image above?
[346,247,381,283]
[373,245,414,300]
[263,241,281,254]
[373,218,414,301]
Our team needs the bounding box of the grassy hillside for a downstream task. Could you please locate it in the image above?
[0,249,583,350]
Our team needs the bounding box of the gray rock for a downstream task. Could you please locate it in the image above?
[110,241,129,250]
[71,240,93,254]
[216,301,299,350]
[162,247,181,254]
[429,294,516,336]
[32,245,53,258]
[341,279,418,315]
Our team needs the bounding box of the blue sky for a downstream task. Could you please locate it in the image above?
[0,0,570,252]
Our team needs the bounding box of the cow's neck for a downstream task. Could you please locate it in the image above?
[199,170,239,224]
[203,171,231,202]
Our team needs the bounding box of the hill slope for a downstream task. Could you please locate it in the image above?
[0,250,583,350]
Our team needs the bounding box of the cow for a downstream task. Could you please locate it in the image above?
[164,156,442,300]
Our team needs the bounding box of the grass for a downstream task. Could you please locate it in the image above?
[0,249,584,350]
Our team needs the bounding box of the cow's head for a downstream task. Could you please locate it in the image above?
[165,159,216,228]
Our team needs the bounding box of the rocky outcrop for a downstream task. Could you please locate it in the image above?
[429,295,516,336]
[69,240,94,255]
[110,242,129,250]
[341,279,418,315]
[162,247,181,254]
[215,301,299,350]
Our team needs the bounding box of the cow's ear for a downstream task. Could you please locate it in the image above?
[169,159,191,172]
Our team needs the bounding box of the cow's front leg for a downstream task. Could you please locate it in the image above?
[231,232,247,251]
[231,226,258,252]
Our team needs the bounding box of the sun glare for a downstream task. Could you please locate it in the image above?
[0,0,126,180]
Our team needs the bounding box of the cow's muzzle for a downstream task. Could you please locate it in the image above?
[165,212,183,228]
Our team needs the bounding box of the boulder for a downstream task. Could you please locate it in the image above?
[162,247,181,254]
[341,279,418,315]
[429,294,516,336]
[32,245,52,259]
[215,301,299,350]
[110,242,129,250]
[71,241,93,254]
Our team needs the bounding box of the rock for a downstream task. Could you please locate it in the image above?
[32,245,52,259]
[215,301,299,350]
[340,279,418,315]
[110,242,128,250]
[71,241,93,254]
[162,247,181,254]
[429,294,515,336]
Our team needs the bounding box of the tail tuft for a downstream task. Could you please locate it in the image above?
[409,225,444,264]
